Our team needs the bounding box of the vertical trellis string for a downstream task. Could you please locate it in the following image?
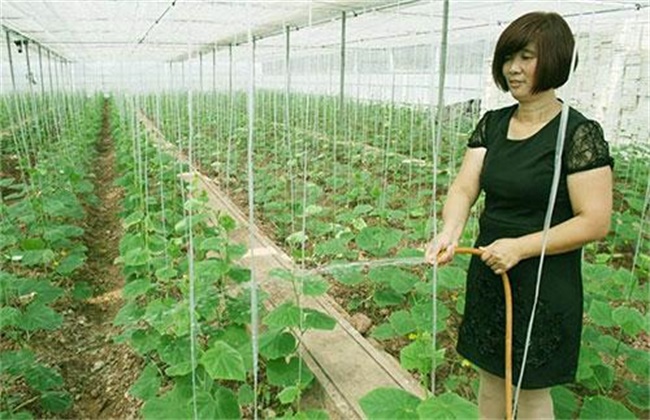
[154,72,170,268]
[226,44,234,192]
[184,53,200,420]
[246,3,260,417]
[429,0,450,395]
[285,25,297,235]
[625,176,650,302]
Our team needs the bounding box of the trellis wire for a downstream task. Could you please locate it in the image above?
[21,37,72,211]
[24,41,42,147]
[417,99,428,210]
[626,175,650,300]
[296,70,309,414]
[2,42,30,177]
[154,92,170,265]
[379,48,395,211]
[285,26,297,235]
[142,94,151,231]
[132,95,143,210]
[347,48,360,200]
[246,5,260,416]
[175,63,187,206]
[611,169,650,355]
[184,55,200,420]
[429,0,450,396]
[333,12,345,198]
[407,103,416,189]
[225,44,235,192]
[610,6,647,260]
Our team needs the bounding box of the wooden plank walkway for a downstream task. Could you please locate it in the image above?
[139,112,426,419]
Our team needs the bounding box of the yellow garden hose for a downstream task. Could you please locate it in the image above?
[443,247,513,420]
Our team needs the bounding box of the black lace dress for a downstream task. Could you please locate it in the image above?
[456,104,613,389]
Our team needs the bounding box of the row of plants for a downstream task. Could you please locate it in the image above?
[0,94,102,417]
[143,93,485,418]
[142,91,648,288]
[144,92,473,254]
[145,91,647,269]
[111,96,337,418]
[141,90,648,418]
[1,93,83,148]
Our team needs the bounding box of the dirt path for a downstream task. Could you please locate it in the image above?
[37,100,142,419]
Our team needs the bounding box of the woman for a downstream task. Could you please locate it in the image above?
[425,12,614,419]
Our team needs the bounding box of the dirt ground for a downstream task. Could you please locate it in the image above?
[33,101,142,419]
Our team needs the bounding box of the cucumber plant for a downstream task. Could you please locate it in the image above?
[1,94,102,418]
[140,91,648,418]
[111,99,336,418]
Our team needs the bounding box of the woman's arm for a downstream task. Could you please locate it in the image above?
[425,147,486,264]
[480,165,613,274]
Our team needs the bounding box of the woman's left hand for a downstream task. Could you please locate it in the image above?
[479,238,523,275]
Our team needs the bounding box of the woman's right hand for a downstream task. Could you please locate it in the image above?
[424,231,458,266]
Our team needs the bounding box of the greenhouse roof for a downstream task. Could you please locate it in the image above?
[1,0,647,64]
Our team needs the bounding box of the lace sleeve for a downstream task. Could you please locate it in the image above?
[565,120,614,174]
[467,111,490,148]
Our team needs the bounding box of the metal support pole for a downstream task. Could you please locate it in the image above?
[389,47,396,105]
[47,50,54,93]
[226,44,234,190]
[38,45,45,95]
[339,11,346,114]
[24,41,34,91]
[284,24,295,231]
[23,41,45,144]
[70,61,77,93]
[81,61,86,93]
[212,47,216,92]
[199,51,203,91]
[246,25,259,420]
[181,58,185,89]
[64,60,70,93]
[430,0,450,397]
[50,55,62,137]
[37,44,51,137]
[228,44,233,97]
[169,61,173,92]
[5,31,16,91]
[335,11,347,191]
[55,59,61,92]
[285,25,291,121]
[434,0,449,152]
[198,52,203,125]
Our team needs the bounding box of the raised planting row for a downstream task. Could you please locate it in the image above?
[143,91,647,268]
[142,91,649,418]
[0,94,103,417]
[111,97,337,419]
[142,92,479,258]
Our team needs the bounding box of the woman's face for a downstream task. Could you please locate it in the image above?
[502,42,538,100]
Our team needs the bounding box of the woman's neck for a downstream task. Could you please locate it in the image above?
[515,91,562,124]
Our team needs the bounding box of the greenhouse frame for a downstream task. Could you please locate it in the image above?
[1,1,648,419]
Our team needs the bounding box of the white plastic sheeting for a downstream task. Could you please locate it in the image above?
[1,1,646,60]
[1,1,398,62]
[1,0,649,142]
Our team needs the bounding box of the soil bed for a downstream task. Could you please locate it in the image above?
[33,100,142,419]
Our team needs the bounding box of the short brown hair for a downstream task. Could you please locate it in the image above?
[492,12,576,94]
